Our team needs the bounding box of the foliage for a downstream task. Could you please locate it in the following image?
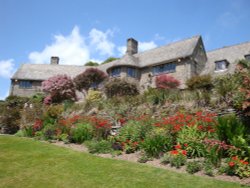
[71,123,93,143]
[144,88,181,105]
[213,74,240,105]
[85,61,99,66]
[204,139,235,167]
[42,74,76,104]
[89,116,112,140]
[116,118,153,153]
[225,156,250,178]
[85,140,113,154]
[137,154,153,163]
[161,148,187,168]
[0,96,29,134]
[141,128,173,157]
[86,89,103,103]
[101,57,119,64]
[42,124,57,140]
[176,125,208,158]
[104,78,139,98]
[155,75,180,89]
[43,105,64,126]
[186,74,213,90]
[217,114,249,158]
[234,59,250,115]
[204,160,214,176]
[74,68,107,91]
[186,161,202,174]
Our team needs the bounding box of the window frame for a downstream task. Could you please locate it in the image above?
[19,80,32,89]
[152,63,176,75]
[127,67,137,78]
[214,60,229,72]
[110,67,121,77]
[244,54,250,61]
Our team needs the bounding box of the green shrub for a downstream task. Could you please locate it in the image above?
[104,78,139,98]
[186,161,202,174]
[42,124,56,140]
[71,123,93,144]
[141,129,173,158]
[177,125,208,158]
[161,151,187,168]
[86,89,103,103]
[217,114,249,158]
[58,133,69,143]
[15,130,25,137]
[204,160,214,176]
[186,74,213,90]
[85,140,113,154]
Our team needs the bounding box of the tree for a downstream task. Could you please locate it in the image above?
[156,75,180,89]
[74,68,107,91]
[42,74,76,104]
[85,61,99,66]
[101,57,119,64]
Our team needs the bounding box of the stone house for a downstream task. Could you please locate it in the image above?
[10,35,250,97]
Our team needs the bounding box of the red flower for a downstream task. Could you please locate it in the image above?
[170,150,179,155]
[175,144,182,149]
[232,156,238,161]
[243,161,249,165]
[182,150,187,155]
[184,143,188,147]
[240,160,245,164]
[228,161,235,167]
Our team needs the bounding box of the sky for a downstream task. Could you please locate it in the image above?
[0,0,250,100]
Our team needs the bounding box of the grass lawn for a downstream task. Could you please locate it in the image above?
[0,136,245,188]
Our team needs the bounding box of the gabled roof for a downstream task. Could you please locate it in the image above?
[135,35,201,67]
[12,35,201,81]
[202,41,250,74]
[11,64,89,80]
[105,35,201,69]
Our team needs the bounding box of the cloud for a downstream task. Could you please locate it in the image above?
[89,28,115,56]
[138,41,157,52]
[0,59,15,78]
[29,26,90,65]
[117,41,157,56]
[28,26,117,65]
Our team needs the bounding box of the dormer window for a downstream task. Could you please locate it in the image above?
[215,60,229,72]
[245,54,250,61]
[110,67,121,77]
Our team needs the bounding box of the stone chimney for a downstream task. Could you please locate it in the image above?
[50,56,59,65]
[126,38,138,55]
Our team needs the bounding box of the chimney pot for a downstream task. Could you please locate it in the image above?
[51,56,59,65]
[126,38,138,55]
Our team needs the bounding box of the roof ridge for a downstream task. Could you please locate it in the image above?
[134,35,201,57]
[207,40,250,53]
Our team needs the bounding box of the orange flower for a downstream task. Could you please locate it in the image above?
[182,150,187,156]
[228,161,235,167]
[174,144,181,150]
[170,150,179,155]
[232,156,238,160]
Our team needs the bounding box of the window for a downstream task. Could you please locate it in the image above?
[153,63,176,75]
[215,60,228,71]
[110,67,121,77]
[245,54,250,61]
[127,67,136,78]
[19,81,32,88]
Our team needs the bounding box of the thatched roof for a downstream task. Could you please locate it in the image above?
[202,41,250,75]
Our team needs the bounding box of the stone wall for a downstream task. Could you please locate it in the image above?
[10,80,43,97]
